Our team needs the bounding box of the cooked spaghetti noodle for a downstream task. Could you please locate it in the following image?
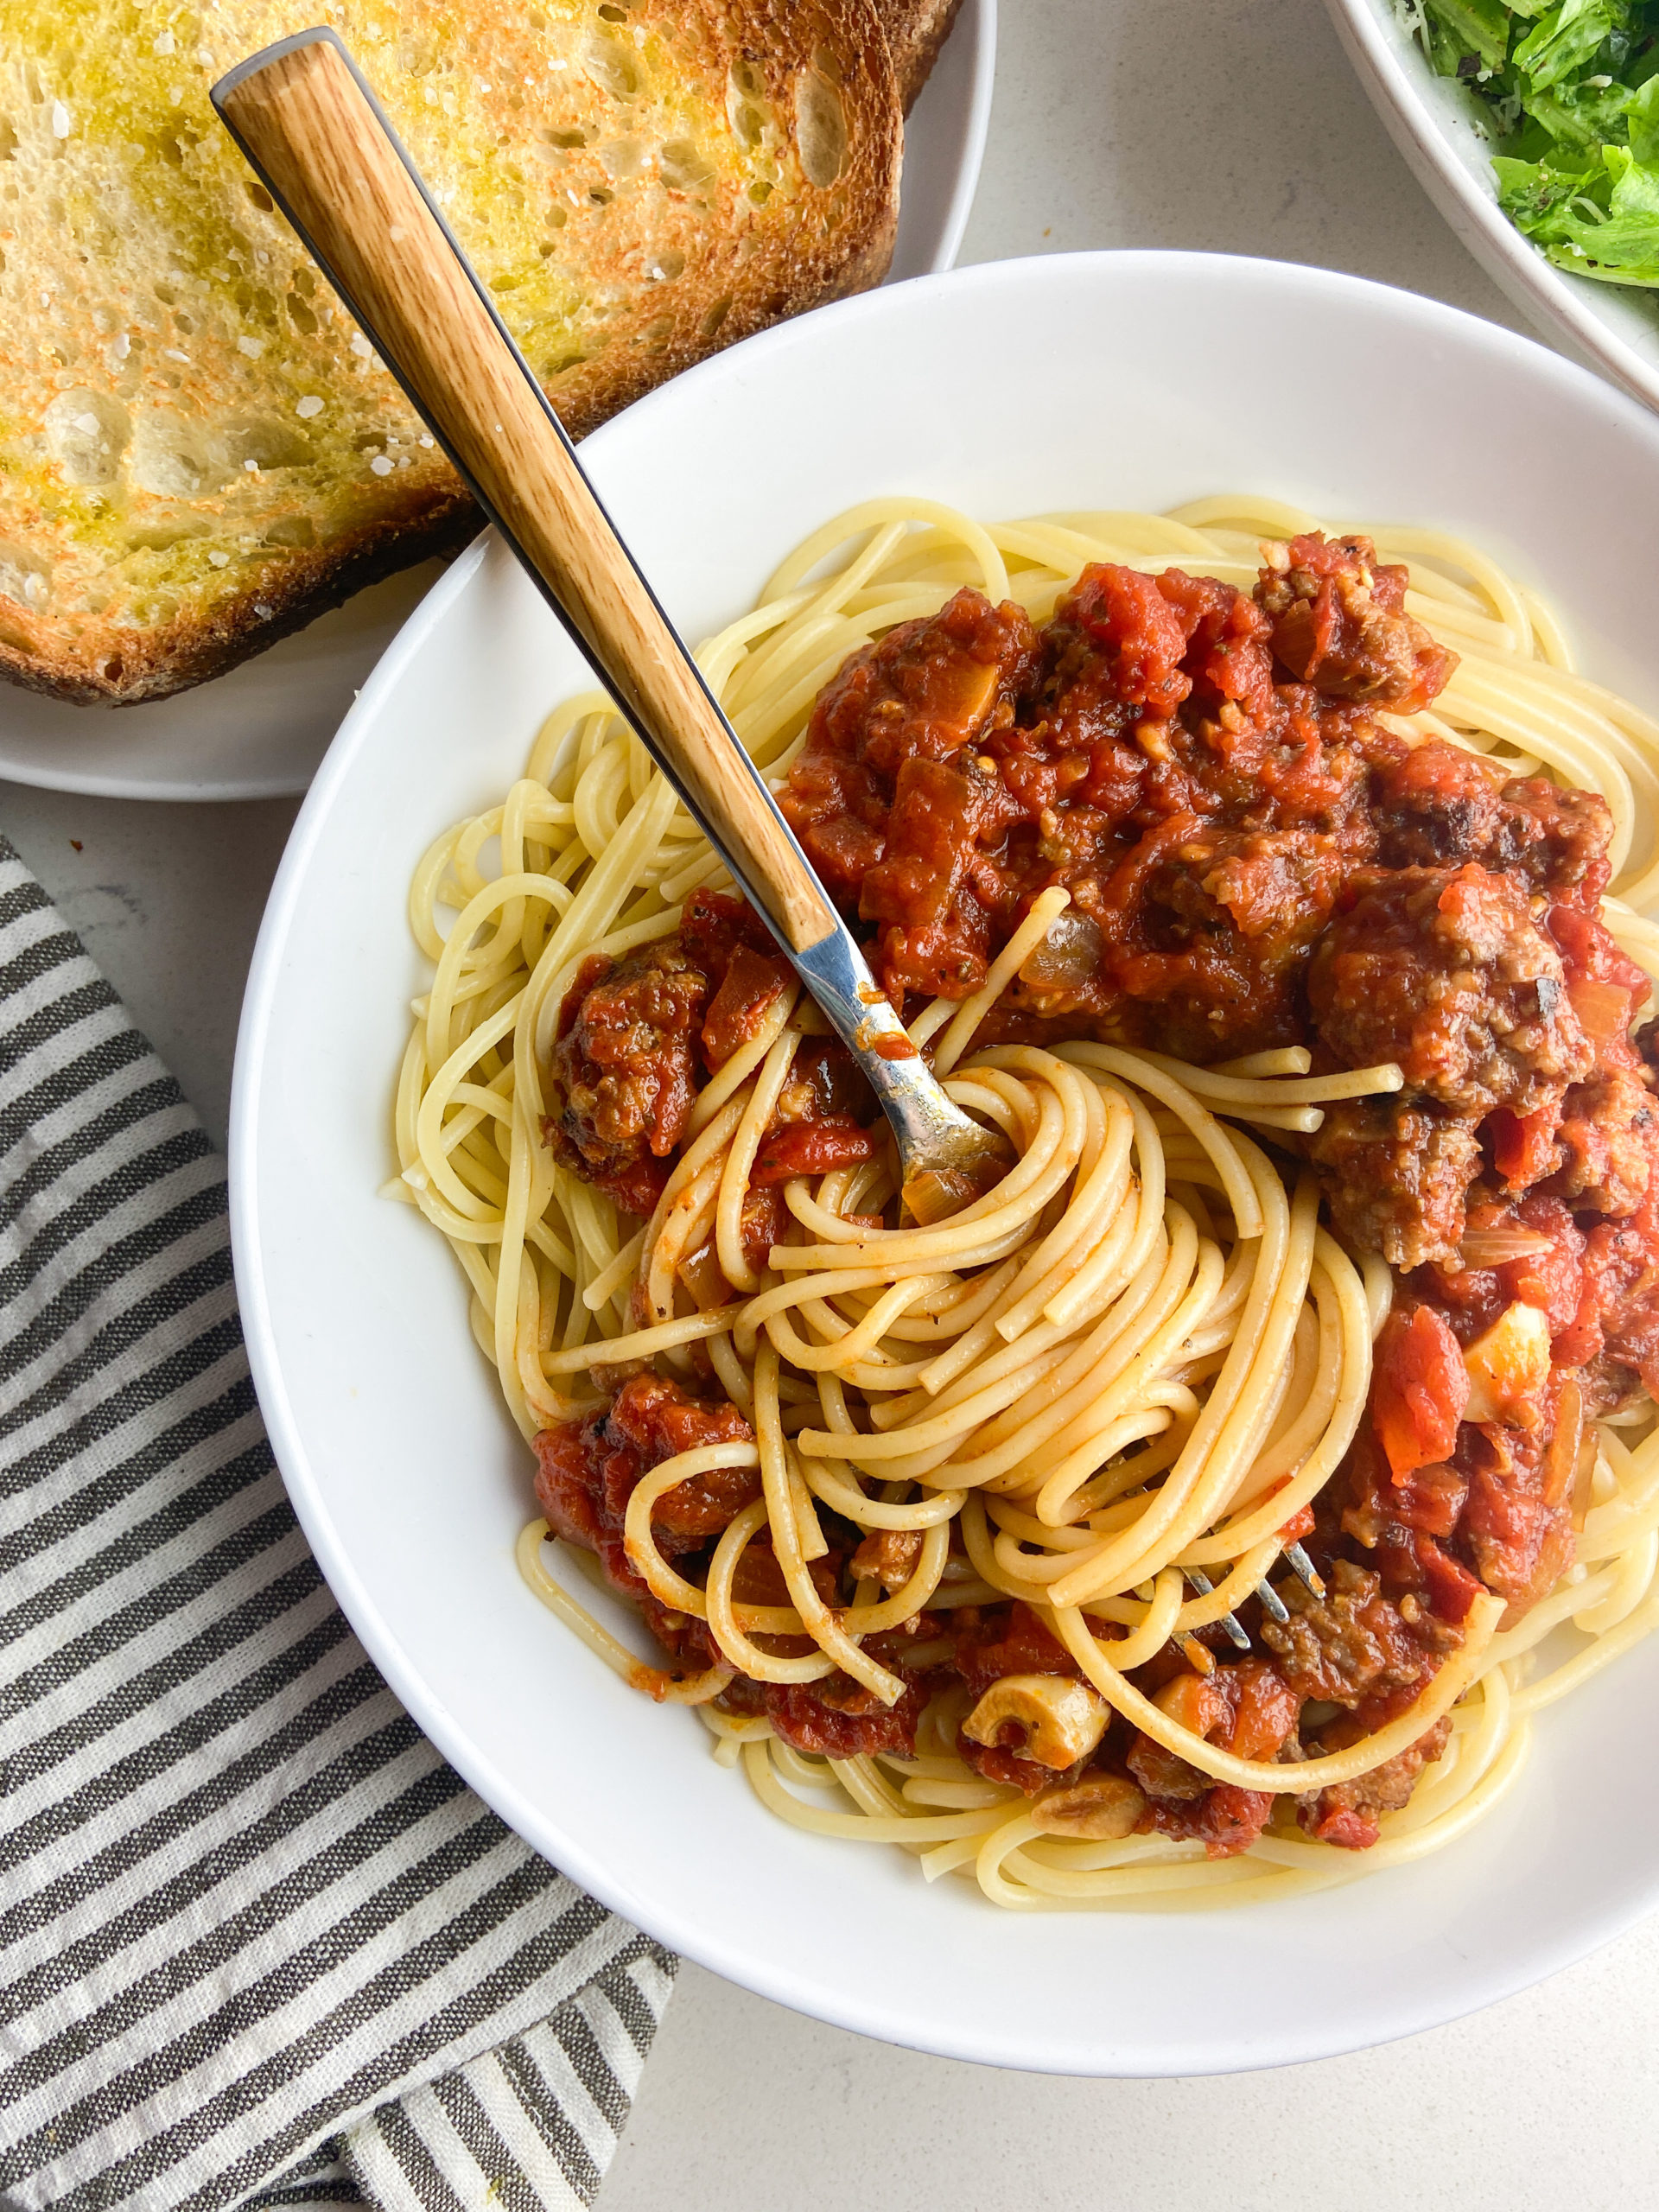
[391,494,1659,1908]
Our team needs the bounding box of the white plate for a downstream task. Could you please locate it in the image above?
[888,0,997,288]
[0,0,995,804]
[232,251,1659,2076]
[1327,0,1659,413]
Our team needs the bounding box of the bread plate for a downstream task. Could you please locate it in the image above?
[1325,0,1659,415]
[232,251,1659,2075]
[0,0,994,804]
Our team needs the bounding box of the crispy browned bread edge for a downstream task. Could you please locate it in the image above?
[0,491,474,708]
[888,0,967,113]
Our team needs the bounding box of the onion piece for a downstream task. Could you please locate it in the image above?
[1019,911,1103,991]
[1568,977,1632,1043]
[1457,1228,1555,1266]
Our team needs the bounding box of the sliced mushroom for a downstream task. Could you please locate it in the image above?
[961,1672,1111,1770]
[1031,1774,1147,1840]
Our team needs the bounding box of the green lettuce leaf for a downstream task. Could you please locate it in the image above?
[1526,75,1639,149]
[1513,0,1620,92]
[1415,0,1659,288]
[1628,70,1659,156]
[1423,0,1515,70]
[1494,150,1605,239]
[1541,143,1659,278]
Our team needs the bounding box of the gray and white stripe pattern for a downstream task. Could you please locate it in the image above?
[0,836,672,2211]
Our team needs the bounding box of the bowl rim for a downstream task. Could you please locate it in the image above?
[1324,0,1659,414]
[231,248,1659,2075]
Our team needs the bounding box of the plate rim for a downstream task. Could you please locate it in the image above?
[232,247,1659,2075]
[890,0,997,284]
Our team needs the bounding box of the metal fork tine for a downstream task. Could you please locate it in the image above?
[1185,1567,1251,1651]
[1285,1541,1325,1599]
[1255,1577,1291,1624]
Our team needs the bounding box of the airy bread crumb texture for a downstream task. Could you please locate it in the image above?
[0,0,900,703]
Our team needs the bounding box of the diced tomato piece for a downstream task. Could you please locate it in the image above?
[1585,1175,1659,1398]
[531,1422,606,1549]
[1548,901,1651,1008]
[1461,1423,1576,1618]
[588,1154,672,1218]
[1155,568,1277,722]
[1340,1424,1469,1549]
[1551,1274,1605,1371]
[739,1185,787,1268]
[1489,1102,1561,1190]
[766,1677,926,1758]
[679,887,775,983]
[1305,1803,1379,1850]
[800,812,887,898]
[1497,1195,1587,1335]
[1227,1658,1301,1762]
[1371,1305,1469,1479]
[701,944,786,1069]
[1130,1658,1300,1859]
[533,1375,757,1585]
[1054,563,1195,719]
[751,1118,881,1186]
[1392,1462,1468,1539]
[1569,977,1633,1043]
[861,754,984,931]
[955,1602,1080,1698]
[1184,1784,1277,1858]
[1413,1534,1483,1624]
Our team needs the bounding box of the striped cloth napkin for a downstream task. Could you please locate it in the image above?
[0,832,674,2211]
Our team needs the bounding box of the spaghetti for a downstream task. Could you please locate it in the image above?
[391,494,1659,1908]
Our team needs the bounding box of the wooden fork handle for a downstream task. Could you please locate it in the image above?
[213,29,836,955]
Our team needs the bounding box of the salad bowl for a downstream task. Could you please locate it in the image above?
[1327,0,1659,414]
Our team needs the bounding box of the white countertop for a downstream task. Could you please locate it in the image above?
[7,3,1657,2202]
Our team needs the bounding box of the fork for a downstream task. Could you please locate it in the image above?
[212,29,1004,1224]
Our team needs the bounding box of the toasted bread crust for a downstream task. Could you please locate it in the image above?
[0,0,902,706]
[0,491,478,707]
[885,0,968,113]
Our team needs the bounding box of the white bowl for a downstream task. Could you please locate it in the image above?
[1326,0,1659,413]
[232,251,1659,2077]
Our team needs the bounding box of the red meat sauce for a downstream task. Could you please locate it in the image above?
[532,1372,940,1755]
[532,1372,1457,1857]
[553,535,1645,1279]
[545,886,880,1247]
[530,533,1659,1858]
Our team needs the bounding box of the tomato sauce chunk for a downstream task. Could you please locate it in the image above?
[1370,1305,1469,1479]
[751,1118,880,1187]
[1256,532,1455,712]
[533,1374,757,1600]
